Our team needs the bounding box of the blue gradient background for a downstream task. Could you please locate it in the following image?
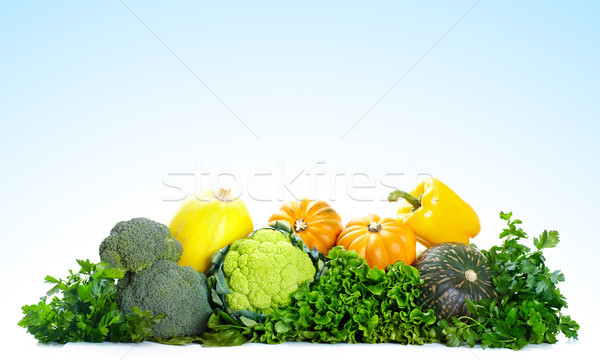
[1,1,598,358]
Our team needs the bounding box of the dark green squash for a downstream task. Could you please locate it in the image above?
[413,242,496,320]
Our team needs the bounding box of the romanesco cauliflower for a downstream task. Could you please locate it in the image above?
[221,227,316,315]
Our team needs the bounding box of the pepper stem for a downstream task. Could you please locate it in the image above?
[387,190,422,210]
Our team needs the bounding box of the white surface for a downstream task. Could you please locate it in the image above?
[12,336,590,360]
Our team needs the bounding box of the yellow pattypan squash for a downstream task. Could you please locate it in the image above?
[169,188,253,273]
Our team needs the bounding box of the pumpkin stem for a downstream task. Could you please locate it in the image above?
[367,222,381,233]
[294,219,308,232]
[214,188,233,202]
[387,190,422,210]
[465,269,478,283]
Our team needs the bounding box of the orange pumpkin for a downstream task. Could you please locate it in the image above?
[268,199,343,254]
[336,214,416,270]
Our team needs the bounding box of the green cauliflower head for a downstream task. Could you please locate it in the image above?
[222,228,316,315]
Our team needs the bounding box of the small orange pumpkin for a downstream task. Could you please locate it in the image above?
[268,199,343,254]
[336,214,416,270]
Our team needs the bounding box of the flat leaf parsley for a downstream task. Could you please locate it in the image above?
[18,260,163,343]
[438,212,579,350]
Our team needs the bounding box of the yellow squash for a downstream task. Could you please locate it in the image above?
[169,188,253,273]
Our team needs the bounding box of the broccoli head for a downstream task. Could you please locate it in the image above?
[221,228,316,315]
[116,259,212,338]
[99,218,183,273]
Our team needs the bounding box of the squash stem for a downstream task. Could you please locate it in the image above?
[367,222,381,233]
[294,219,308,232]
[465,269,478,282]
[215,188,233,202]
[387,190,422,210]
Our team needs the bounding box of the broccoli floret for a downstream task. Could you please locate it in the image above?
[221,228,316,315]
[116,260,212,339]
[99,218,183,273]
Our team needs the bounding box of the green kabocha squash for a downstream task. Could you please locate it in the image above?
[413,242,496,320]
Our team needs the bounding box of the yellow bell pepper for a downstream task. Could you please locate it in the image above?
[388,178,480,247]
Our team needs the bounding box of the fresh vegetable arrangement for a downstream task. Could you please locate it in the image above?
[19,179,579,350]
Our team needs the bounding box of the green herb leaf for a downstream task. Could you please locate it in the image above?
[534,230,560,251]
[437,212,579,350]
[44,275,59,284]
[18,260,157,344]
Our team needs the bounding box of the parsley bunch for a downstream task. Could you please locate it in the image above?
[438,212,579,349]
[18,260,163,343]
